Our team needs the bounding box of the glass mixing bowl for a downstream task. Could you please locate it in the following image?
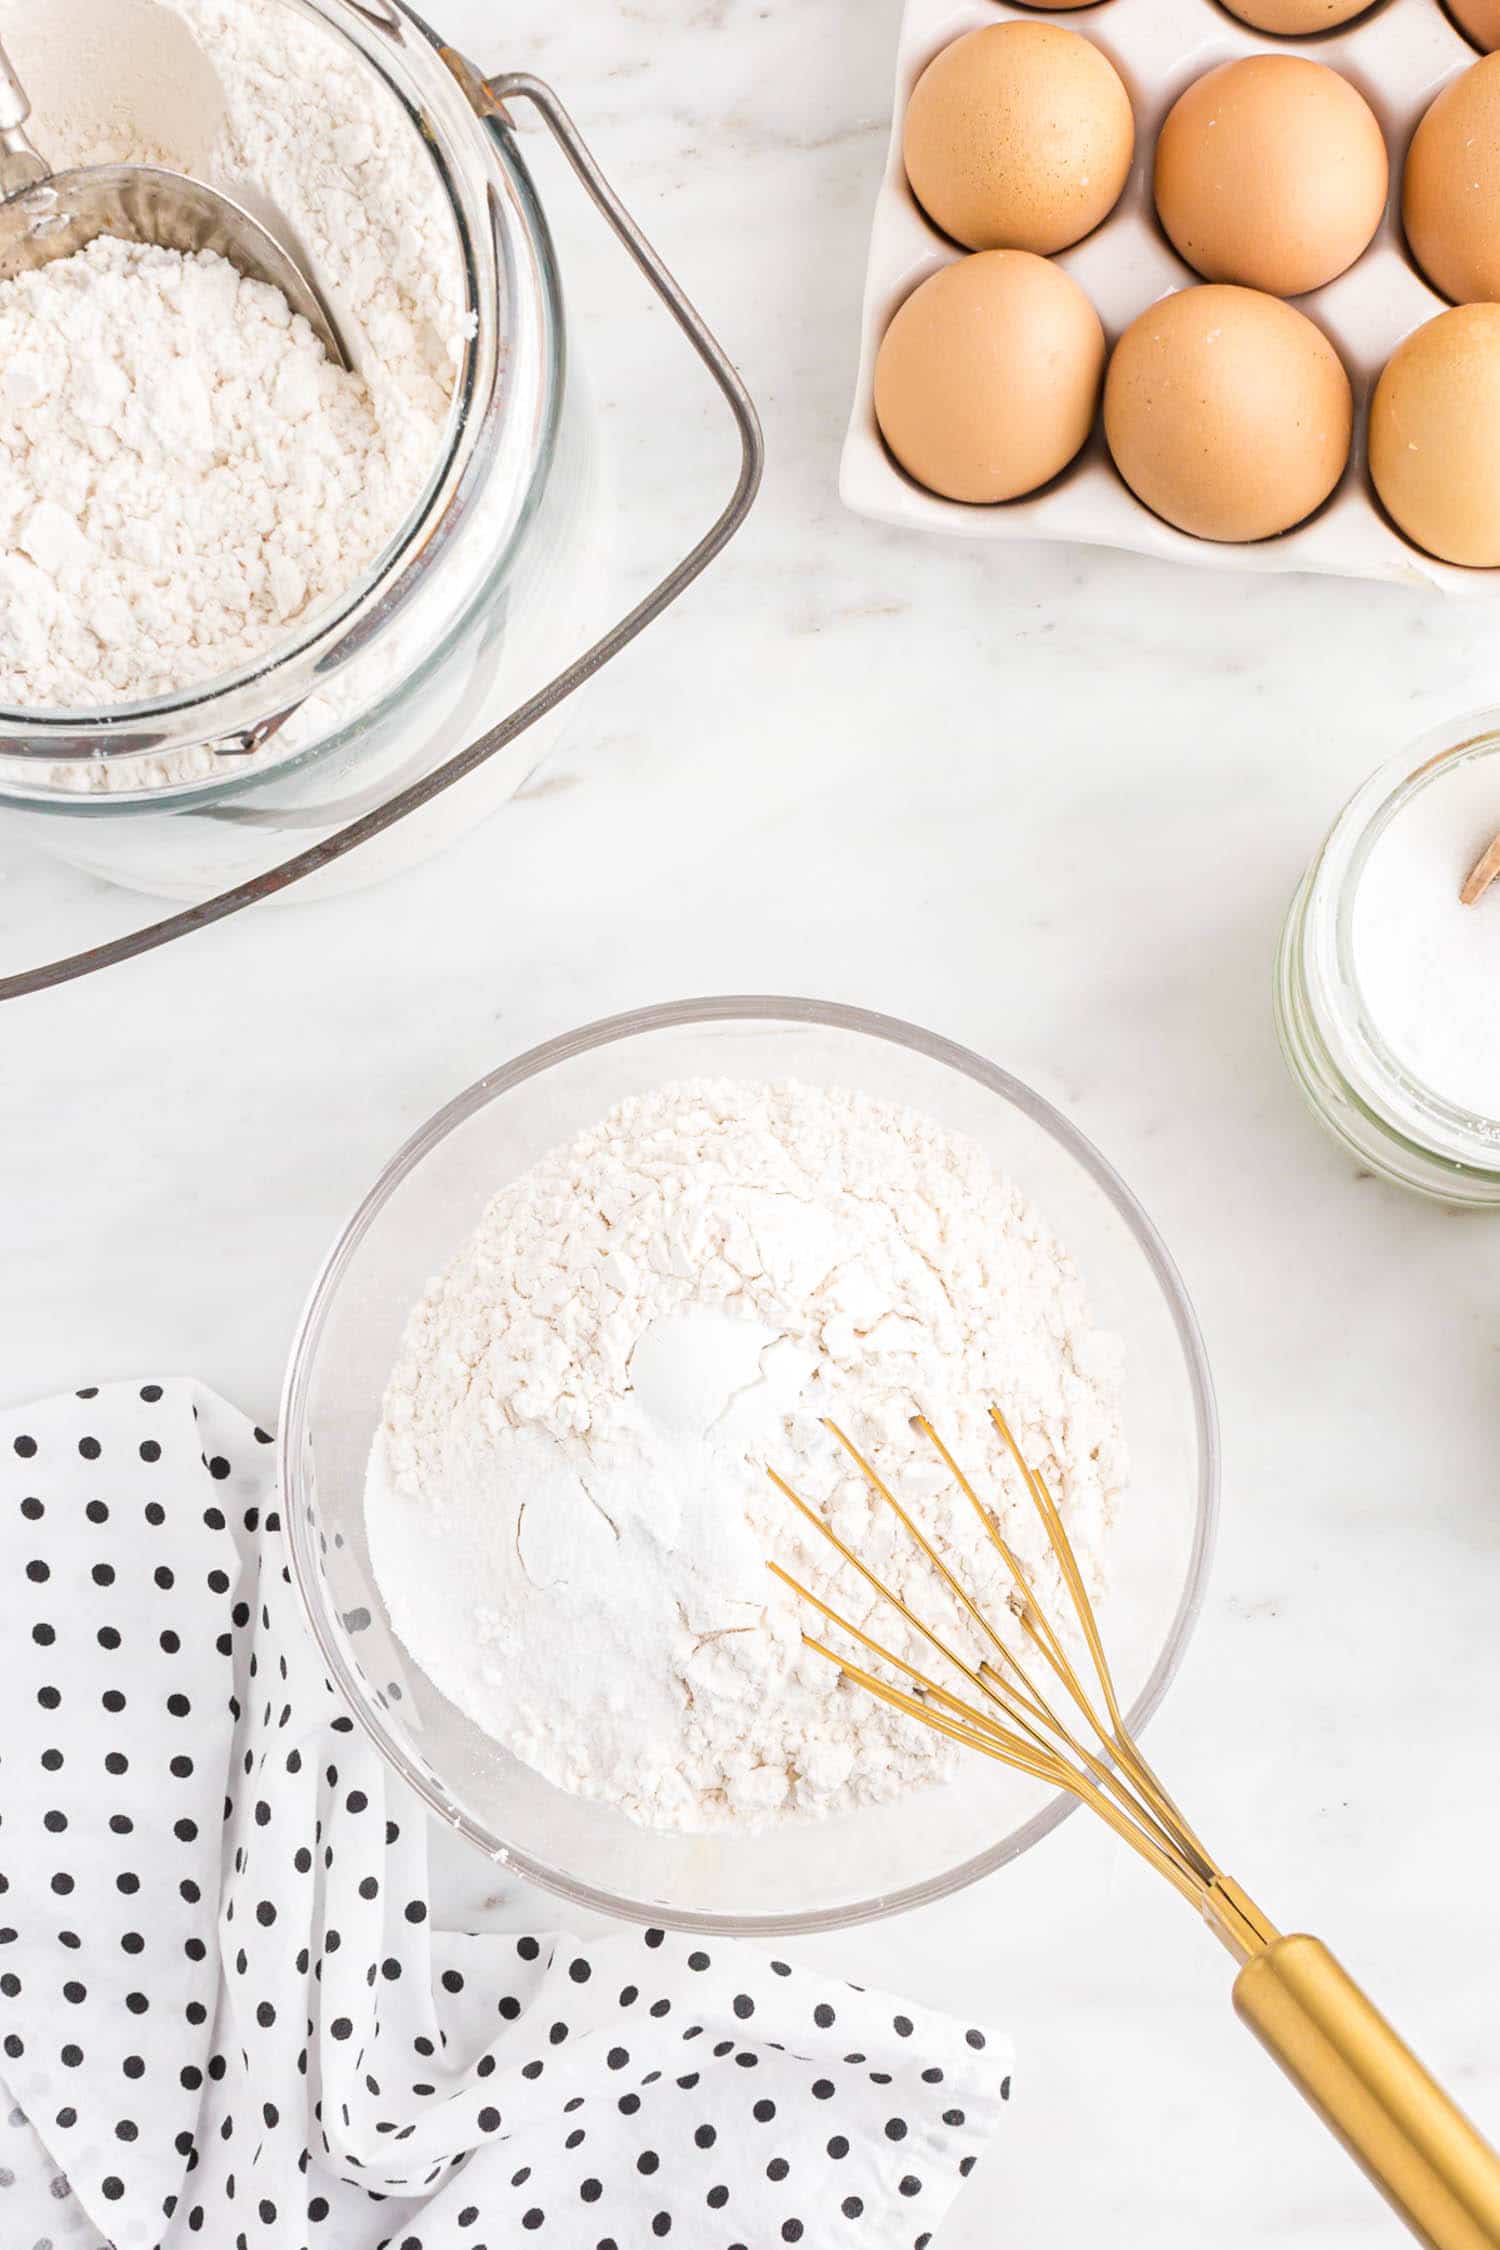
[280,998,1219,1933]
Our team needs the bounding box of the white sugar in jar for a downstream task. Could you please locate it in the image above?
[1277,713,1500,1204]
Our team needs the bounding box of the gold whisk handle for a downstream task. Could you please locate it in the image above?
[1234,1935,1500,2250]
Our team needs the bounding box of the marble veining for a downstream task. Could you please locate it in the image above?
[0,1,1497,2243]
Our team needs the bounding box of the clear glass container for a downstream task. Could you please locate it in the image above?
[1276,711,1500,1207]
[0,0,604,900]
[280,997,1220,1934]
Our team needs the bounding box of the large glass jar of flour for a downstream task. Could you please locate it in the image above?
[0,0,757,927]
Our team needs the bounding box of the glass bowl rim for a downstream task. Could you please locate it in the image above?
[279,994,1221,1934]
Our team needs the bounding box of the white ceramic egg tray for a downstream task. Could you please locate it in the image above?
[840,0,1491,590]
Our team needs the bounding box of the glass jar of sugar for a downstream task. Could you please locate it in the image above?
[0,0,756,950]
[1277,711,1500,1205]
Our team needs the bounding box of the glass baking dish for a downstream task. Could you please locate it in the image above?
[0,6,760,995]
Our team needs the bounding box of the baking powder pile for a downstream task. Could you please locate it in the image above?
[367,1079,1127,1833]
[0,0,467,711]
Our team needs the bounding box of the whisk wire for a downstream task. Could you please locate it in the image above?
[771,1414,1500,2250]
[768,1412,1231,1922]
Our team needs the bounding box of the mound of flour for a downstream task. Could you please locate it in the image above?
[367,1079,1127,1834]
[0,0,467,710]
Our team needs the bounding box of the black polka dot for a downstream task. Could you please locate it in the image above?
[827,2135,849,2159]
[782,2224,804,2243]
[478,2108,500,2133]
[899,2174,923,2197]
[694,2124,716,2150]
[753,2099,776,2123]
[966,2028,986,2050]
[581,2180,602,2204]
[13,1435,36,1458]
[885,2116,908,2141]
[102,2176,124,2201]
[841,2198,863,2220]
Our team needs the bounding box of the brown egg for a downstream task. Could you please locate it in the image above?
[1154,58,1387,298]
[1405,56,1500,301]
[903,22,1134,255]
[1218,0,1378,26]
[1370,305,1500,565]
[1445,0,1500,50]
[1103,285,1352,541]
[875,252,1105,503]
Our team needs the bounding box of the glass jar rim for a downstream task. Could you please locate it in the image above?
[0,0,557,776]
[1295,710,1500,1182]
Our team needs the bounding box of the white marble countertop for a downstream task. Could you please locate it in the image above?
[3,1,1499,2243]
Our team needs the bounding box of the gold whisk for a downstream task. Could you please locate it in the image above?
[768,1411,1500,2250]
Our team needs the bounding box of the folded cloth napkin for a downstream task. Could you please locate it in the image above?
[0,1381,1011,2250]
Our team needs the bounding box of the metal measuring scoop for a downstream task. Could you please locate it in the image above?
[0,29,348,366]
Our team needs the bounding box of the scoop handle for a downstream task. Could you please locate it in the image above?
[0,35,29,132]
[1235,1935,1500,2250]
[0,33,49,195]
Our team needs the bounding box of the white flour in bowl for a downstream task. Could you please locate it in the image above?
[0,0,468,713]
[366,1079,1128,1833]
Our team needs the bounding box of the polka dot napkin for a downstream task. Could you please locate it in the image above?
[0,1381,1011,2250]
